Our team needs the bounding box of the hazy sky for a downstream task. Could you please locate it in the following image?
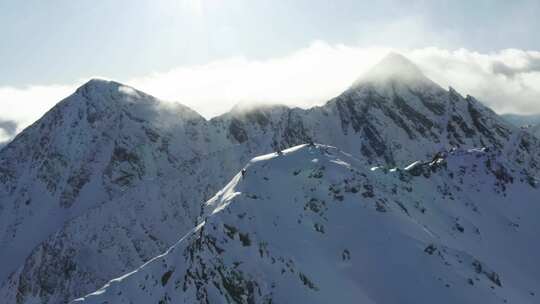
[1,0,540,143]
[2,0,540,86]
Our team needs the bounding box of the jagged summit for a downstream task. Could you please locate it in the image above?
[351,52,439,89]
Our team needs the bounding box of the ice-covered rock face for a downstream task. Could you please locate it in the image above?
[2,55,540,304]
[76,144,540,304]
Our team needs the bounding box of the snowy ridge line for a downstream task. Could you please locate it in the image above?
[74,221,206,301]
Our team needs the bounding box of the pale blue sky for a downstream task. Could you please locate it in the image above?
[1,0,539,87]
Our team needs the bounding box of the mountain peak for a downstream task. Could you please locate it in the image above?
[77,78,121,92]
[368,52,424,79]
[73,78,155,107]
[351,52,436,89]
[378,52,418,67]
[75,78,153,99]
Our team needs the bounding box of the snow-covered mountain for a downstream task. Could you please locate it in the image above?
[1,53,540,303]
[0,80,226,303]
[76,144,540,304]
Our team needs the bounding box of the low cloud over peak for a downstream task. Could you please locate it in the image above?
[1,42,540,142]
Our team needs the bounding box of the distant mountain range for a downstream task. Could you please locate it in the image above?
[1,53,539,304]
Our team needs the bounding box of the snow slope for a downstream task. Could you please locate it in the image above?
[0,80,224,303]
[76,144,540,304]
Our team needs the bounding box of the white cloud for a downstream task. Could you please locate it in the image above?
[129,42,392,117]
[0,84,75,135]
[1,42,540,144]
[408,48,540,114]
[0,129,11,145]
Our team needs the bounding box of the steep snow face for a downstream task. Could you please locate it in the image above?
[0,79,222,303]
[76,144,540,304]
